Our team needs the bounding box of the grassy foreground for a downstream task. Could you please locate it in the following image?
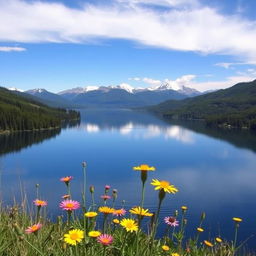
[0,164,253,256]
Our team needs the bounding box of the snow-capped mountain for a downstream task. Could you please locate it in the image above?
[25,88,76,108]
[57,83,200,108]
[8,87,24,92]
[22,83,201,108]
[58,83,200,96]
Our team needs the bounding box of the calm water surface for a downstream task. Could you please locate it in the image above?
[1,109,256,249]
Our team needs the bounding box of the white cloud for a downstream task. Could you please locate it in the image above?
[0,46,26,52]
[142,77,161,86]
[215,61,256,69]
[190,75,255,92]
[0,0,256,61]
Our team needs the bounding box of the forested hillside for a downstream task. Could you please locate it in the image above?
[0,87,80,132]
[149,80,256,129]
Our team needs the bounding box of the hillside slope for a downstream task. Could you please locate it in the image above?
[149,80,256,129]
[0,87,80,132]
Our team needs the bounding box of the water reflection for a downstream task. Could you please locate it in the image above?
[0,129,61,156]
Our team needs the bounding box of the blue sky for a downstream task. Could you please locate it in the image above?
[0,0,256,92]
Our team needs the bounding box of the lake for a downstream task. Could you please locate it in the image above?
[1,109,256,250]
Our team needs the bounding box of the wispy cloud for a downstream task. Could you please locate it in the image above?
[0,0,256,61]
[0,46,26,52]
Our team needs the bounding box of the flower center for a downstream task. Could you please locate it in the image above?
[70,233,79,240]
[160,181,170,188]
[31,225,38,231]
[66,203,74,208]
[168,217,175,223]
[102,238,110,243]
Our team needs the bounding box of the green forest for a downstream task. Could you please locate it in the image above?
[0,87,80,132]
[149,80,256,130]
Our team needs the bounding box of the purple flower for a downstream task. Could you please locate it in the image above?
[164,216,179,227]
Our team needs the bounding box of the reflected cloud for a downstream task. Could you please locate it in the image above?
[79,122,195,144]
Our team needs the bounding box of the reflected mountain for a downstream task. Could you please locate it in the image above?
[0,129,61,156]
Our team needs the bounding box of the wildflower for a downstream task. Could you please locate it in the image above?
[232,217,242,223]
[113,208,126,216]
[113,218,120,224]
[90,185,95,193]
[197,227,204,232]
[62,194,70,199]
[171,253,180,256]
[151,179,178,194]
[204,240,214,247]
[105,185,111,193]
[181,206,188,212]
[112,189,118,200]
[88,231,101,238]
[84,211,98,218]
[164,216,179,227]
[60,176,73,185]
[98,206,115,214]
[120,218,138,232]
[97,234,113,246]
[216,237,222,243]
[59,200,80,211]
[33,199,47,207]
[162,245,170,251]
[133,164,155,171]
[101,195,111,200]
[64,229,84,246]
[25,223,42,234]
[129,206,153,217]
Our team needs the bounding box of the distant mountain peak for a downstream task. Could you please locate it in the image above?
[26,88,47,94]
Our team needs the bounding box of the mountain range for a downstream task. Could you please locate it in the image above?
[12,83,200,108]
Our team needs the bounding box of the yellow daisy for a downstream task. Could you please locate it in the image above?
[181,206,188,211]
[88,231,101,238]
[151,179,178,194]
[129,206,153,217]
[84,212,98,218]
[171,253,180,256]
[64,229,84,246]
[113,218,120,224]
[98,206,115,214]
[204,240,213,247]
[232,217,242,222]
[133,164,155,171]
[216,237,222,243]
[162,245,170,251]
[120,218,138,232]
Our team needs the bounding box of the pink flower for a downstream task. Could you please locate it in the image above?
[113,208,126,216]
[164,216,179,227]
[25,223,42,234]
[97,234,113,246]
[60,176,73,185]
[105,185,111,190]
[33,199,47,207]
[101,195,111,201]
[59,200,80,211]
